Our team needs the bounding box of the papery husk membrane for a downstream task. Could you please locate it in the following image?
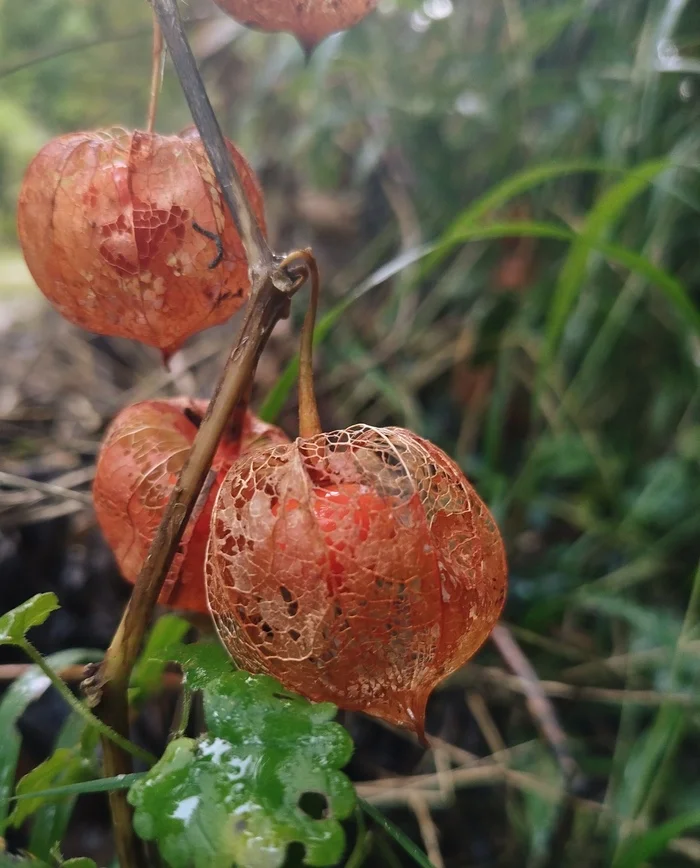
[206,424,507,734]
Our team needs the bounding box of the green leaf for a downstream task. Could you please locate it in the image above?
[166,640,236,690]
[442,161,615,239]
[612,810,700,868]
[8,741,96,829]
[129,613,191,705]
[259,214,698,425]
[543,160,669,369]
[0,649,101,828]
[28,715,97,859]
[128,672,355,868]
[0,855,50,868]
[0,594,59,646]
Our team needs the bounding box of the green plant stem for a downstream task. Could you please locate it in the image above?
[20,641,154,765]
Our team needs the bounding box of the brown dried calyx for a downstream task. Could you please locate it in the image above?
[17,127,266,361]
[205,252,508,738]
[212,0,379,52]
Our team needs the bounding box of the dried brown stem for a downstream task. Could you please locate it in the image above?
[95,279,293,867]
[491,623,579,785]
[150,0,272,271]
[146,10,164,133]
[93,4,300,866]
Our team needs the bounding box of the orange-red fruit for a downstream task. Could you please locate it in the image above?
[93,399,288,614]
[206,425,507,736]
[213,0,378,51]
[17,127,266,359]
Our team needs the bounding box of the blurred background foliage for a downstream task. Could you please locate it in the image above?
[1,0,700,865]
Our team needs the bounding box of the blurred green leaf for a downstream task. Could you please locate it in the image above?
[0,593,59,646]
[128,672,355,868]
[8,740,96,830]
[129,613,190,705]
[542,160,669,370]
[0,649,101,828]
[612,810,700,868]
[27,715,97,859]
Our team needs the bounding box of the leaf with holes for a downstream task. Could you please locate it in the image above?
[128,671,355,868]
[0,593,59,647]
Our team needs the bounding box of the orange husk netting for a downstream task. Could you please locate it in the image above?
[17,127,266,359]
[212,0,378,51]
[93,398,288,613]
[206,424,507,736]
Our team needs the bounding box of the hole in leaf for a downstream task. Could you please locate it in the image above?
[298,791,329,820]
[282,842,306,868]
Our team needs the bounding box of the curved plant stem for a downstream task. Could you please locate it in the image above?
[146,10,164,133]
[20,641,154,765]
[278,249,322,438]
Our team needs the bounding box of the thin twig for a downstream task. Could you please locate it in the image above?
[146,10,164,133]
[491,624,580,785]
[150,0,271,271]
[0,469,93,505]
[456,664,700,708]
[408,794,444,868]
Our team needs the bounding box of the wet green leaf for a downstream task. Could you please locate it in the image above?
[129,613,191,704]
[0,594,59,647]
[9,724,98,829]
[165,639,236,691]
[129,671,355,868]
[28,715,96,859]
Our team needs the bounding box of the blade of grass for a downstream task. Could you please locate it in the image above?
[28,714,93,860]
[259,244,435,422]
[612,810,700,868]
[539,160,669,378]
[9,773,144,804]
[359,798,436,868]
[261,220,698,424]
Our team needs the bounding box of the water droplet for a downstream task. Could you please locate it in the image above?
[410,10,431,33]
[423,0,454,20]
[454,91,488,117]
[680,78,693,101]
